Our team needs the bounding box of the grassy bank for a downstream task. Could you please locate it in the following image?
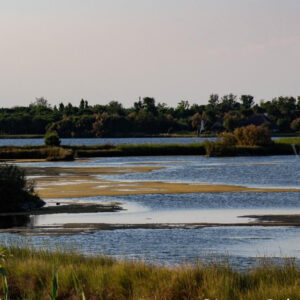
[0,137,299,160]
[0,146,74,161]
[0,143,206,160]
[0,246,299,299]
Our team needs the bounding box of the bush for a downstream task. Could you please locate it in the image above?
[233,125,273,146]
[0,165,45,213]
[218,132,237,146]
[206,125,274,157]
[44,132,61,146]
[218,125,272,147]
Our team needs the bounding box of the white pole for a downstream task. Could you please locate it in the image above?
[291,144,299,157]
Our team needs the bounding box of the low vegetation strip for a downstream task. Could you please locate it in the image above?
[0,146,74,161]
[1,246,300,299]
[0,143,206,160]
[0,135,299,160]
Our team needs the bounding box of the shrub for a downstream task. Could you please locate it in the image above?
[0,165,45,213]
[218,125,272,147]
[233,125,273,146]
[218,132,237,146]
[44,132,61,147]
[206,125,274,157]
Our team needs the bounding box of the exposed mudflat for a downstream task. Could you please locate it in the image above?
[24,165,300,199]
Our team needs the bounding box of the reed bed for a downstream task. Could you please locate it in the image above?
[0,246,300,299]
[0,137,298,160]
[0,146,74,161]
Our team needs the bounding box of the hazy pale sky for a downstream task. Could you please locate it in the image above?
[1,0,300,107]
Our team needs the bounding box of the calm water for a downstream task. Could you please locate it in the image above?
[1,227,300,268]
[0,136,287,146]
[0,137,214,146]
[20,155,300,188]
[2,154,300,267]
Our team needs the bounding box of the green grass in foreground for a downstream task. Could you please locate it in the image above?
[0,246,300,299]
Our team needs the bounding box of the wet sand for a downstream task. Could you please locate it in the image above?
[25,166,300,199]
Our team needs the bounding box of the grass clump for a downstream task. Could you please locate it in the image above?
[1,246,300,299]
[45,147,74,161]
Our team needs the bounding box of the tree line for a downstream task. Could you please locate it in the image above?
[0,94,300,137]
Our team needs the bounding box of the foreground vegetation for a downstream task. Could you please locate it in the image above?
[0,246,299,299]
[0,165,44,213]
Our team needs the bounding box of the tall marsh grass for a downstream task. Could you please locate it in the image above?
[0,137,299,160]
[0,146,74,161]
[1,246,300,299]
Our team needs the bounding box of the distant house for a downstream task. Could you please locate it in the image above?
[243,113,279,132]
[211,120,223,132]
[211,113,279,133]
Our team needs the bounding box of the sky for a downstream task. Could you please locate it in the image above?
[0,0,300,107]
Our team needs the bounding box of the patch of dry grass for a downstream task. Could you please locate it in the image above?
[37,180,300,199]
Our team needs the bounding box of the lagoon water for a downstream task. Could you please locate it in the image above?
[0,136,286,146]
[2,153,300,267]
[0,137,215,146]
